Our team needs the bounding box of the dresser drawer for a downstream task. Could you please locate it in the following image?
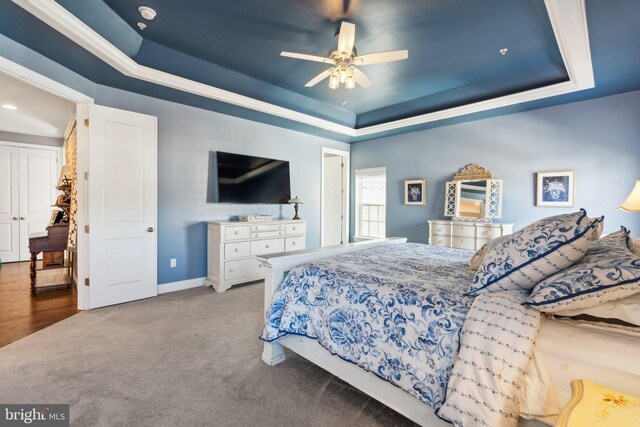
[224,225,250,241]
[251,238,285,256]
[430,223,451,236]
[224,258,261,281]
[476,226,502,240]
[224,241,250,260]
[431,236,451,247]
[251,230,285,239]
[251,224,285,232]
[285,236,305,251]
[451,223,476,238]
[286,222,306,236]
[451,236,476,250]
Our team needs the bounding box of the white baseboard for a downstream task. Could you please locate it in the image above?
[158,277,206,294]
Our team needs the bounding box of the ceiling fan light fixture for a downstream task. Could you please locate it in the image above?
[329,73,339,90]
[281,22,407,91]
[345,74,356,89]
[338,66,349,84]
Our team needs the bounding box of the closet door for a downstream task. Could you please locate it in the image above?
[0,146,20,262]
[18,148,58,261]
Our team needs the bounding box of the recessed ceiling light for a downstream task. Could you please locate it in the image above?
[2,104,17,110]
[138,6,157,21]
[341,100,347,106]
[137,22,147,30]
[499,48,509,55]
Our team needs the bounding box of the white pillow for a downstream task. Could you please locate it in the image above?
[552,291,640,327]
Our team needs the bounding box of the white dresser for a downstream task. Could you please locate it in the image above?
[428,220,514,251]
[206,219,306,292]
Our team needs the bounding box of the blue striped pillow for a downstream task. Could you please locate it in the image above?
[526,228,640,312]
[470,209,602,294]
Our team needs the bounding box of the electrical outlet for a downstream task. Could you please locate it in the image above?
[170,258,177,268]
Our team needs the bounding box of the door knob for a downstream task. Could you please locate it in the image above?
[20,217,25,220]
[147,227,154,232]
[12,217,18,220]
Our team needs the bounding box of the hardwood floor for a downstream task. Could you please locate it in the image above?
[0,261,77,348]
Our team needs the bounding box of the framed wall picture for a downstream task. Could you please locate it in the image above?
[404,179,426,206]
[536,170,575,207]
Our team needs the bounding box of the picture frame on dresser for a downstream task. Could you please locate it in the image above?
[536,170,575,207]
[404,179,426,206]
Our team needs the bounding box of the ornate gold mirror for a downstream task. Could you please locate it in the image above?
[444,164,503,221]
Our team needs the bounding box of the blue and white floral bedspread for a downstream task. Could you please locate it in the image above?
[260,243,476,409]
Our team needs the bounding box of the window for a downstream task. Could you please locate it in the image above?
[355,167,386,239]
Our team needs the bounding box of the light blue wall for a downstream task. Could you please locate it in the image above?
[351,90,640,242]
[95,85,349,285]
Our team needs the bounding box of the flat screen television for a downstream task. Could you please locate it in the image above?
[211,151,292,204]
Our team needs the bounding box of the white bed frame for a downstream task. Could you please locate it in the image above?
[258,239,640,427]
[258,238,450,427]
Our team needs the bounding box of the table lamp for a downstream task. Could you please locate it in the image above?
[289,196,303,220]
[620,180,640,212]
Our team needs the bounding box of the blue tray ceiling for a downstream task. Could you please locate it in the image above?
[1,0,639,142]
[97,0,569,118]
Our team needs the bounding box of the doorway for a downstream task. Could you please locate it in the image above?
[0,70,77,347]
[321,147,349,247]
[0,58,158,348]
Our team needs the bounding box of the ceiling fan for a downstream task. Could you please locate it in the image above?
[281,21,408,90]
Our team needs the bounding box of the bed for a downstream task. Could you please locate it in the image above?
[258,238,640,426]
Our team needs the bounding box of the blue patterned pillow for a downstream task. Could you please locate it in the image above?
[470,209,602,294]
[526,228,640,312]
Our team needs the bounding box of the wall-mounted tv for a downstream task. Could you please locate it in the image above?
[209,151,292,204]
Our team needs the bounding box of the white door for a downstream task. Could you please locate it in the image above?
[0,146,20,262]
[86,105,157,309]
[18,148,58,260]
[322,154,344,246]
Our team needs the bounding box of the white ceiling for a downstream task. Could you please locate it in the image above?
[0,71,75,138]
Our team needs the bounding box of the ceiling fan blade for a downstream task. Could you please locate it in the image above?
[281,52,334,64]
[354,50,408,65]
[336,22,356,57]
[352,67,372,88]
[305,68,335,87]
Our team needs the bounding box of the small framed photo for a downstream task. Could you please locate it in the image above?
[404,179,426,206]
[536,171,575,207]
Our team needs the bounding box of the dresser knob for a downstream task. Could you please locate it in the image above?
[234,231,239,235]
[234,248,239,252]
[292,227,296,231]
[437,239,443,244]
[265,244,270,248]
[228,269,233,273]
[258,264,262,268]
[438,227,444,232]
[292,242,296,245]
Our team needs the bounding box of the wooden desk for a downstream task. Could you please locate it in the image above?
[28,224,71,295]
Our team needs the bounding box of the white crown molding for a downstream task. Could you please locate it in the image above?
[11,0,593,140]
[0,55,94,104]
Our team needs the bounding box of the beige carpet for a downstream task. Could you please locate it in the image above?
[0,283,417,426]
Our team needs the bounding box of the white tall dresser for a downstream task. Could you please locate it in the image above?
[206,219,306,292]
[427,220,514,251]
